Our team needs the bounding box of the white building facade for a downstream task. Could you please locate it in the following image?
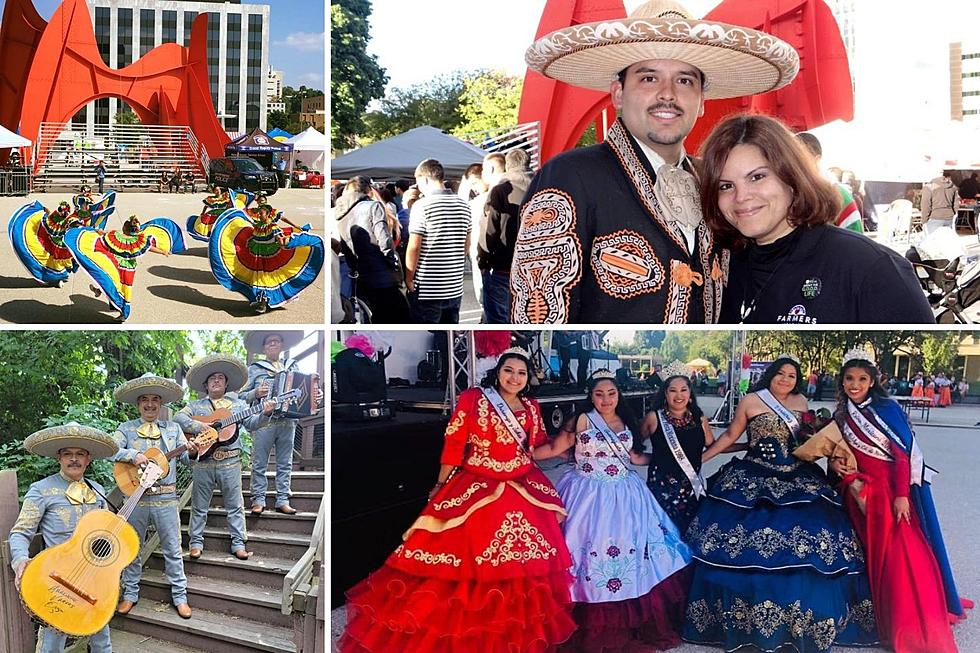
[78,0,270,134]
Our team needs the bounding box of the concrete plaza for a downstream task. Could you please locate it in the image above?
[0,188,324,324]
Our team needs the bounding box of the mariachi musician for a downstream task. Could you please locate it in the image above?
[9,424,119,653]
[174,355,275,560]
[110,373,196,619]
[241,330,319,515]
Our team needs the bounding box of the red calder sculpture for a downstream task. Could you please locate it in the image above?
[0,0,229,170]
[519,0,854,164]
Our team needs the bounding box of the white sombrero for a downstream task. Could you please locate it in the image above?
[244,330,303,354]
[24,423,118,459]
[186,354,248,392]
[525,0,800,99]
[114,373,183,405]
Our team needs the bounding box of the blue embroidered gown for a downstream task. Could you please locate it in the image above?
[682,410,879,653]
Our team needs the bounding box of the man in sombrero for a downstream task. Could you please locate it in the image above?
[241,330,319,515]
[174,354,274,560]
[9,423,118,652]
[511,0,799,324]
[110,373,196,619]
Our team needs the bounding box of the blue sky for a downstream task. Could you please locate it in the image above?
[4,0,324,89]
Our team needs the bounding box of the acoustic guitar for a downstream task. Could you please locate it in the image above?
[112,430,217,496]
[191,389,300,459]
[20,463,163,636]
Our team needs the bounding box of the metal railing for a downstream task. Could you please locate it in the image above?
[458,121,542,171]
[33,122,208,183]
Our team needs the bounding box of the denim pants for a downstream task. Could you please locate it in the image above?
[190,456,246,552]
[250,419,297,508]
[481,270,512,323]
[39,625,111,653]
[121,497,188,605]
[409,294,462,323]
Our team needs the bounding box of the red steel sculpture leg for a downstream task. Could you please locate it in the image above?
[3,0,228,171]
[0,0,47,165]
[520,0,853,164]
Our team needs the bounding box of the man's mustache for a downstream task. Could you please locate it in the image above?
[647,102,683,115]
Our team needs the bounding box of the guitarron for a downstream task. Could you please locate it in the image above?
[19,463,162,636]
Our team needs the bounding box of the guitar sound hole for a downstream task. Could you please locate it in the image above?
[90,538,113,560]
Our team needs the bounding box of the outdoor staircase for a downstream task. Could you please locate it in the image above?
[31,122,210,192]
[109,470,324,653]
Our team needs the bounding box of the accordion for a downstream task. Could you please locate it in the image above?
[271,371,320,418]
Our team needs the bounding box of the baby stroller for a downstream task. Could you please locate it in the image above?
[905,229,980,323]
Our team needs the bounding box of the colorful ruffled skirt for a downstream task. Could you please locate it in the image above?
[340,468,576,653]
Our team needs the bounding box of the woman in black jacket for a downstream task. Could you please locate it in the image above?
[699,114,934,324]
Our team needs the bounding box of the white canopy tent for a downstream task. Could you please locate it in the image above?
[0,124,30,148]
[286,126,326,173]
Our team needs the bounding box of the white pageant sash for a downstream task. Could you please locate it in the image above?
[757,389,800,433]
[482,387,531,452]
[840,404,894,463]
[586,409,634,470]
[659,410,706,498]
[849,400,934,486]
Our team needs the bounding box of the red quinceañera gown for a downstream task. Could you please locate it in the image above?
[837,398,972,653]
[340,387,576,653]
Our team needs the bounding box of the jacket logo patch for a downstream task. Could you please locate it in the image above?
[511,189,582,323]
[590,230,664,299]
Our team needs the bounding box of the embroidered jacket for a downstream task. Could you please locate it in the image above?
[174,392,258,455]
[510,119,728,324]
[112,418,188,489]
[9,472,108,569]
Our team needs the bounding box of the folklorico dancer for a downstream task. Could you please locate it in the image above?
[9,424,119,653]
[831,350,972,653]
[111,373,196,619]
[241,331,315,515]
[174,355,274,560]
[339,347,575,652]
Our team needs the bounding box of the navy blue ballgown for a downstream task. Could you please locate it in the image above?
[682,409,880,652]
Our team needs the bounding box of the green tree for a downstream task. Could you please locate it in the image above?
[362,72,466,142]
[267,110,290,131]
[658,333,686,367]
[452,70,522,137]
[114,110,140,126]
[633,331,666,352]
[330,0,387,150]
[920,332,960,375]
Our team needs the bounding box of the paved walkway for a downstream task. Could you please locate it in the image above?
[0,189,324,324]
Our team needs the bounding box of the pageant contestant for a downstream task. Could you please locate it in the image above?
[831,351,972,653]
[536,370,690,652]
[683,357,878,652]
[635,371,718,533]
[339,348,575,652]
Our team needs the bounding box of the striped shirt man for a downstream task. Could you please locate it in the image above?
[408,189,471,301]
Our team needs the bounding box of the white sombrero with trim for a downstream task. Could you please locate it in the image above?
[525,0,800,99]
[114,373,183,405]
[25,422,118,459]
[186,354,248,392]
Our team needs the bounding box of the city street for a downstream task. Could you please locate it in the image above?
[0,189,324,324]
[331,397,980,651]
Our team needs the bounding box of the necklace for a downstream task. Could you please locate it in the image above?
[666,410,693,427]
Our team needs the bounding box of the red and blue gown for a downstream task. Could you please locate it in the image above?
[340,387,576,653]
[836,397,972,653]
[186,191,231,241]
[683,407,879,653]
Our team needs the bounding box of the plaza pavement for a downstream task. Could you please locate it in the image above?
[0,188,325,324]
[330,396,980,652]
